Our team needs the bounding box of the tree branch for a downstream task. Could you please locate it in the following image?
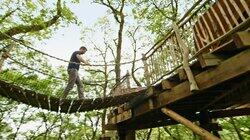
[0,8,20,24]
[97,0,120,23]
[0,0,62,41]
[152,1,173,20]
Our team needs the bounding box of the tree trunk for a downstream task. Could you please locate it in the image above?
[115,6,125,84]
[0,0,62,41]
[0,43,16,72]
[118,129,135,140]
[163,127,178,140]
[146,128,152,140]
[97,0,125,85]
[142,54,150,86]
[230,117,244,140]
[128,27,142,87]
[13,106,29,139]
[157,128,161,140]
[172,22,199,91]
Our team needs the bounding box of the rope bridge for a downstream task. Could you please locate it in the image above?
[0,0,249,114]
[0,80,146,113]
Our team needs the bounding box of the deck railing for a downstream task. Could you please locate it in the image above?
[143,0,250,85]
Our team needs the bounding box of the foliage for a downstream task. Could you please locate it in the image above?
[0,0,249,139]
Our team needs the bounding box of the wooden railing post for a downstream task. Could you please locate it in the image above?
[172,22,199,91]
[142,54,150,86]
[126,70,131,89]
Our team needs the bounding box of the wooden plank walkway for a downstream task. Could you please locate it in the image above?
[0,80,146,113]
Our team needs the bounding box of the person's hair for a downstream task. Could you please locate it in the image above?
[80,46,87,51]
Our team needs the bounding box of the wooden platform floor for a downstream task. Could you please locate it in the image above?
[106,49,250,130]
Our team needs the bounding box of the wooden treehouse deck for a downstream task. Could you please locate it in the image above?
[105,0,250,139]
[105,49,250,130]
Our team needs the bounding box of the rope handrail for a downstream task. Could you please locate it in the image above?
[8,57,120,85]
[8,56,142,98]
[1,31,144,89]
[7,55,146,86]
[0,31,143,67]
[7,56,136,111]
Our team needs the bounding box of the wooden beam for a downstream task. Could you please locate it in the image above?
[160,49,250,106]
[117,110,132,123]
[131,49,250,119]
[198,53,224,68]
[107,50,250,127]
[211,107,250,118]
[161,108,220,140]
[177,68,188,81]
[129,87,154,109]
[134,99,154,116]
[158,81,191,106]
[110,116,117,124]
[151,107,250,130]
[100,136,111,140]
[233,31,250,48]
[202,123,222,132]
[106,107,250,130]
[196,49,250,89]
[118,130,135,140]
[199,110,222,138]
[104,124,117,131]
[161,79,177,90]
[118,105,124,114]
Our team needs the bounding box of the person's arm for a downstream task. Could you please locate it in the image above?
[76,54,91,65]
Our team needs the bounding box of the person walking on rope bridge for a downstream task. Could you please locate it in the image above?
[62,46,91,99]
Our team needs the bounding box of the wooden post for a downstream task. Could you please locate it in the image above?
[161,108,220,140]
[142,54,150,86]
[199,111,221,138]
[118,129,135,140]
[198,53,224,68]
[172,22,199,91]
[233,31,250,48]
[126,70,131,89]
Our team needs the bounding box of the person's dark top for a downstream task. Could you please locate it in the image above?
[67,51,81,70]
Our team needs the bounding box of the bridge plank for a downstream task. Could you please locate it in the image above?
[233,31,250,48]
[0,80,144,113]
